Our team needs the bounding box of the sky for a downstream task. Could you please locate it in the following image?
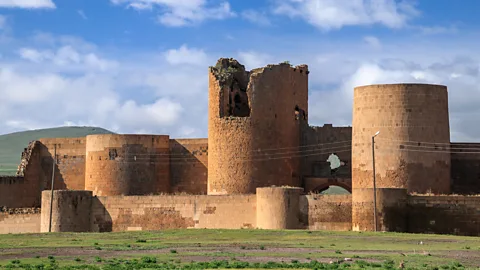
[0,0,479,142]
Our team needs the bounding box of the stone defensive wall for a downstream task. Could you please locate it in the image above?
[450,143,480,194]
[300,124,352,179]
[207,59,308,195]
[351,83,452,232]
[0,207,41,234]
[169,138,208,194]
[0,187,470,236]
[299,194,352,231]
[85,134,171,196]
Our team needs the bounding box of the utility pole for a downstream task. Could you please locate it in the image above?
[48,144,57,233]
[372,131,380,232]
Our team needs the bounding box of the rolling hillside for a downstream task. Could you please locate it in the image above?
[0,126,114,175]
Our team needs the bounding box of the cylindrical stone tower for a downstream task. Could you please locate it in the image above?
[351,83,451,231]
[207,58,308,194]
[41,190,92,232]
[256,187,303,229]
[85,134,170,196]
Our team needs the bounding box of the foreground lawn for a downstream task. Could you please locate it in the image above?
[0,229,478,269]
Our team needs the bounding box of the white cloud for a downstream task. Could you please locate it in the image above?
[273,0,418,31]
[1,37,210,139]
[363,36,381,49]
[0,15,7,29]
[237,51,272,70]
[110,0,235,26]
[18,45,118,71]
[241,9,271,26]
[164,44,208,65]
[78,10,88,20]
[0,0,55,9]
[415,25,458,35]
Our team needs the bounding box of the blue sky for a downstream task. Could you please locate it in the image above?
[0,0,480,142]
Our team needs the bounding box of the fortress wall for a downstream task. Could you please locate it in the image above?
[352,188,408,232]
[1,142,44,207]
[91,194,257,232]
[85,134,170,196]
[407,195,480,236]
[352,84,451,193]
[0,177,27,207]
[38,138,87,190]
[256,187,303,229]
[300,124,352,178]
[208,59,308,194]
[169,139,208,194]
[299,194,352,231]
[450,143,480,194]
[0,208,41,234]
[352,84,450,232]
[40,190,92,232]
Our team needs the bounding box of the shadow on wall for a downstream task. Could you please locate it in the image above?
[298,194,353,231]
[38,143,67,191]
[169,140,208,194]
[90,196,113,232]
[407,201,480,236]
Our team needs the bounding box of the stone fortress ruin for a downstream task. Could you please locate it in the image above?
[1,58,479,236]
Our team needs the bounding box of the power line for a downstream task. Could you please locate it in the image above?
[126,144,351,160]
[376,147,480,154]
[125,144,352,162]
[374,137,479,146]
[0,145,352,167]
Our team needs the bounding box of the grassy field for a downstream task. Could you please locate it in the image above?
[0,229,478,269]
[0,126,113,175]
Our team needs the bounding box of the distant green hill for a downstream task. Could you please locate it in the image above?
[0,126,114,175]
[321,186,350,195]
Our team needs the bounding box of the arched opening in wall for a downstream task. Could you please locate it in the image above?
[230,86,250,117]
[294,105,307,120]
[312,184,351,195]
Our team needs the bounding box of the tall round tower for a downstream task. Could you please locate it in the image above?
[351,83,451,231]
[207,58,309,194]
[84,134,170,196]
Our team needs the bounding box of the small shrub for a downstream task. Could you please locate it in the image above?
[94,242,99,245]
[259,245,265,250]
[335,250,342,254]
[95,246,102,250]
[126,244,131,248]
[136,239,147,243]
[74,257,81,262]
[141,256,157,263]
[464,246,470,249]
[10,259,20,264]
[47,255,54,260]
[170,249,177,254]
[240,246,246,249]
[95,256,102,262]
[35,255,40,259]
[330,243,336,246]
[291,259,299,264]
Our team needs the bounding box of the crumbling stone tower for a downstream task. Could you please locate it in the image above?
[207,58,309,194]
[351,83,451,231]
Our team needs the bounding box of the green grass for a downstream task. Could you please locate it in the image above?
[0,229,479,269]
[0,126,113,175]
